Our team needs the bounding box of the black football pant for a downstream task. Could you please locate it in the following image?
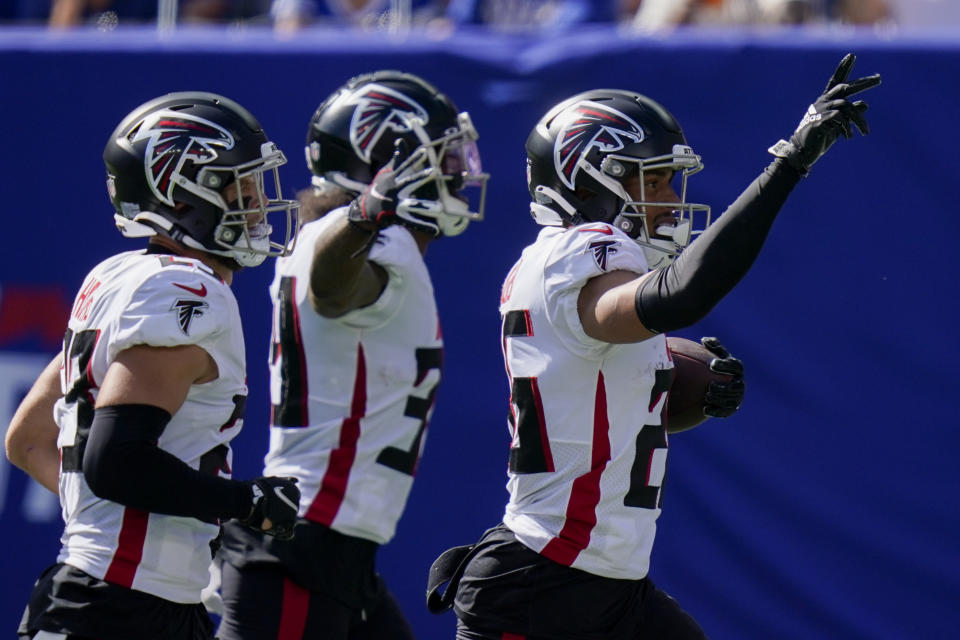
[20,563,215,640]
[454,583,707,640]
[217,561,414,640]
[451,524,707,640]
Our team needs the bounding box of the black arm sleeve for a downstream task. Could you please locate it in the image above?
[83,404,252,522]
[634,158,803,333]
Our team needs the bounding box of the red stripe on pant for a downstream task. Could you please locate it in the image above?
[277,577,309,639]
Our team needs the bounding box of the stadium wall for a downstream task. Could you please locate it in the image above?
[0,24,957,639]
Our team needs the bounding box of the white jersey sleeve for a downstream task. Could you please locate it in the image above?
[538,224,649,358]
[110,256,235,358]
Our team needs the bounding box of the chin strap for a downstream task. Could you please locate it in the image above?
[115,211,173,238]
[531,185,581,226]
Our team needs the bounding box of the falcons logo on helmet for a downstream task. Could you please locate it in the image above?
[348,84,428,163]
[554,101,645,189]
[171,299,209,335]
[133,110,235,207]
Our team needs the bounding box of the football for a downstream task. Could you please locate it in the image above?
[665,337,733,432]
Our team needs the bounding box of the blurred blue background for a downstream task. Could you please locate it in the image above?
[0,17,958,640]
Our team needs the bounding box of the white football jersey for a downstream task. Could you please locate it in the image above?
[54,249,247,604]
[264,208,443,545]
[499,223,675,580]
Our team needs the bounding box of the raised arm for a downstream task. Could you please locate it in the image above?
[309,152,443,317]
[308,214,389,318]
[580,54,881,342]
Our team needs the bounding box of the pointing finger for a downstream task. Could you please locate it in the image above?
[825,53,856,91]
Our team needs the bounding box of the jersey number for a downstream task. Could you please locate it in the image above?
[623,368,673,510]
[376,347,443,476]
[503,308,673,509]
[502,310,555,474]
[270,276,309,426]
[60,328,100,472]
[271,276,443,476]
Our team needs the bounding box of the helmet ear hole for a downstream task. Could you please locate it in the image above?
[199,172,223,189]
[217,227,237,243]
[600,157,626,177]
[612,214,639,237]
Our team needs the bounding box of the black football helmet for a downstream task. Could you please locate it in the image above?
[305,70,487,237]
[525,89,710,269]
[104,91,299,267]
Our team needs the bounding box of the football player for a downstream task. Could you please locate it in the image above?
[8,92,303,640]
[428,54,880,639]
[215,71,487,640]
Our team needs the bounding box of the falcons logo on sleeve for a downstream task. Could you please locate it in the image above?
[348,84,428,163]
[171,299,209,335]
[588,240,619,271]
[554,100,645,189]
[132,110,235,206]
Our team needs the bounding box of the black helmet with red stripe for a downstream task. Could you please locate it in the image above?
[526,89,710,268]
[104,91,298,267]
[305,70,487,237]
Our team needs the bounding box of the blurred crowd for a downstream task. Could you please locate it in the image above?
[0,0,949,31]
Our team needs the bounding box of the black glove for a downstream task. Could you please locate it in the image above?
[240,476,300,541]
[347,145,441,236]
[768,53,881,176]
[347,157,404,232]
[701,337,745,418]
